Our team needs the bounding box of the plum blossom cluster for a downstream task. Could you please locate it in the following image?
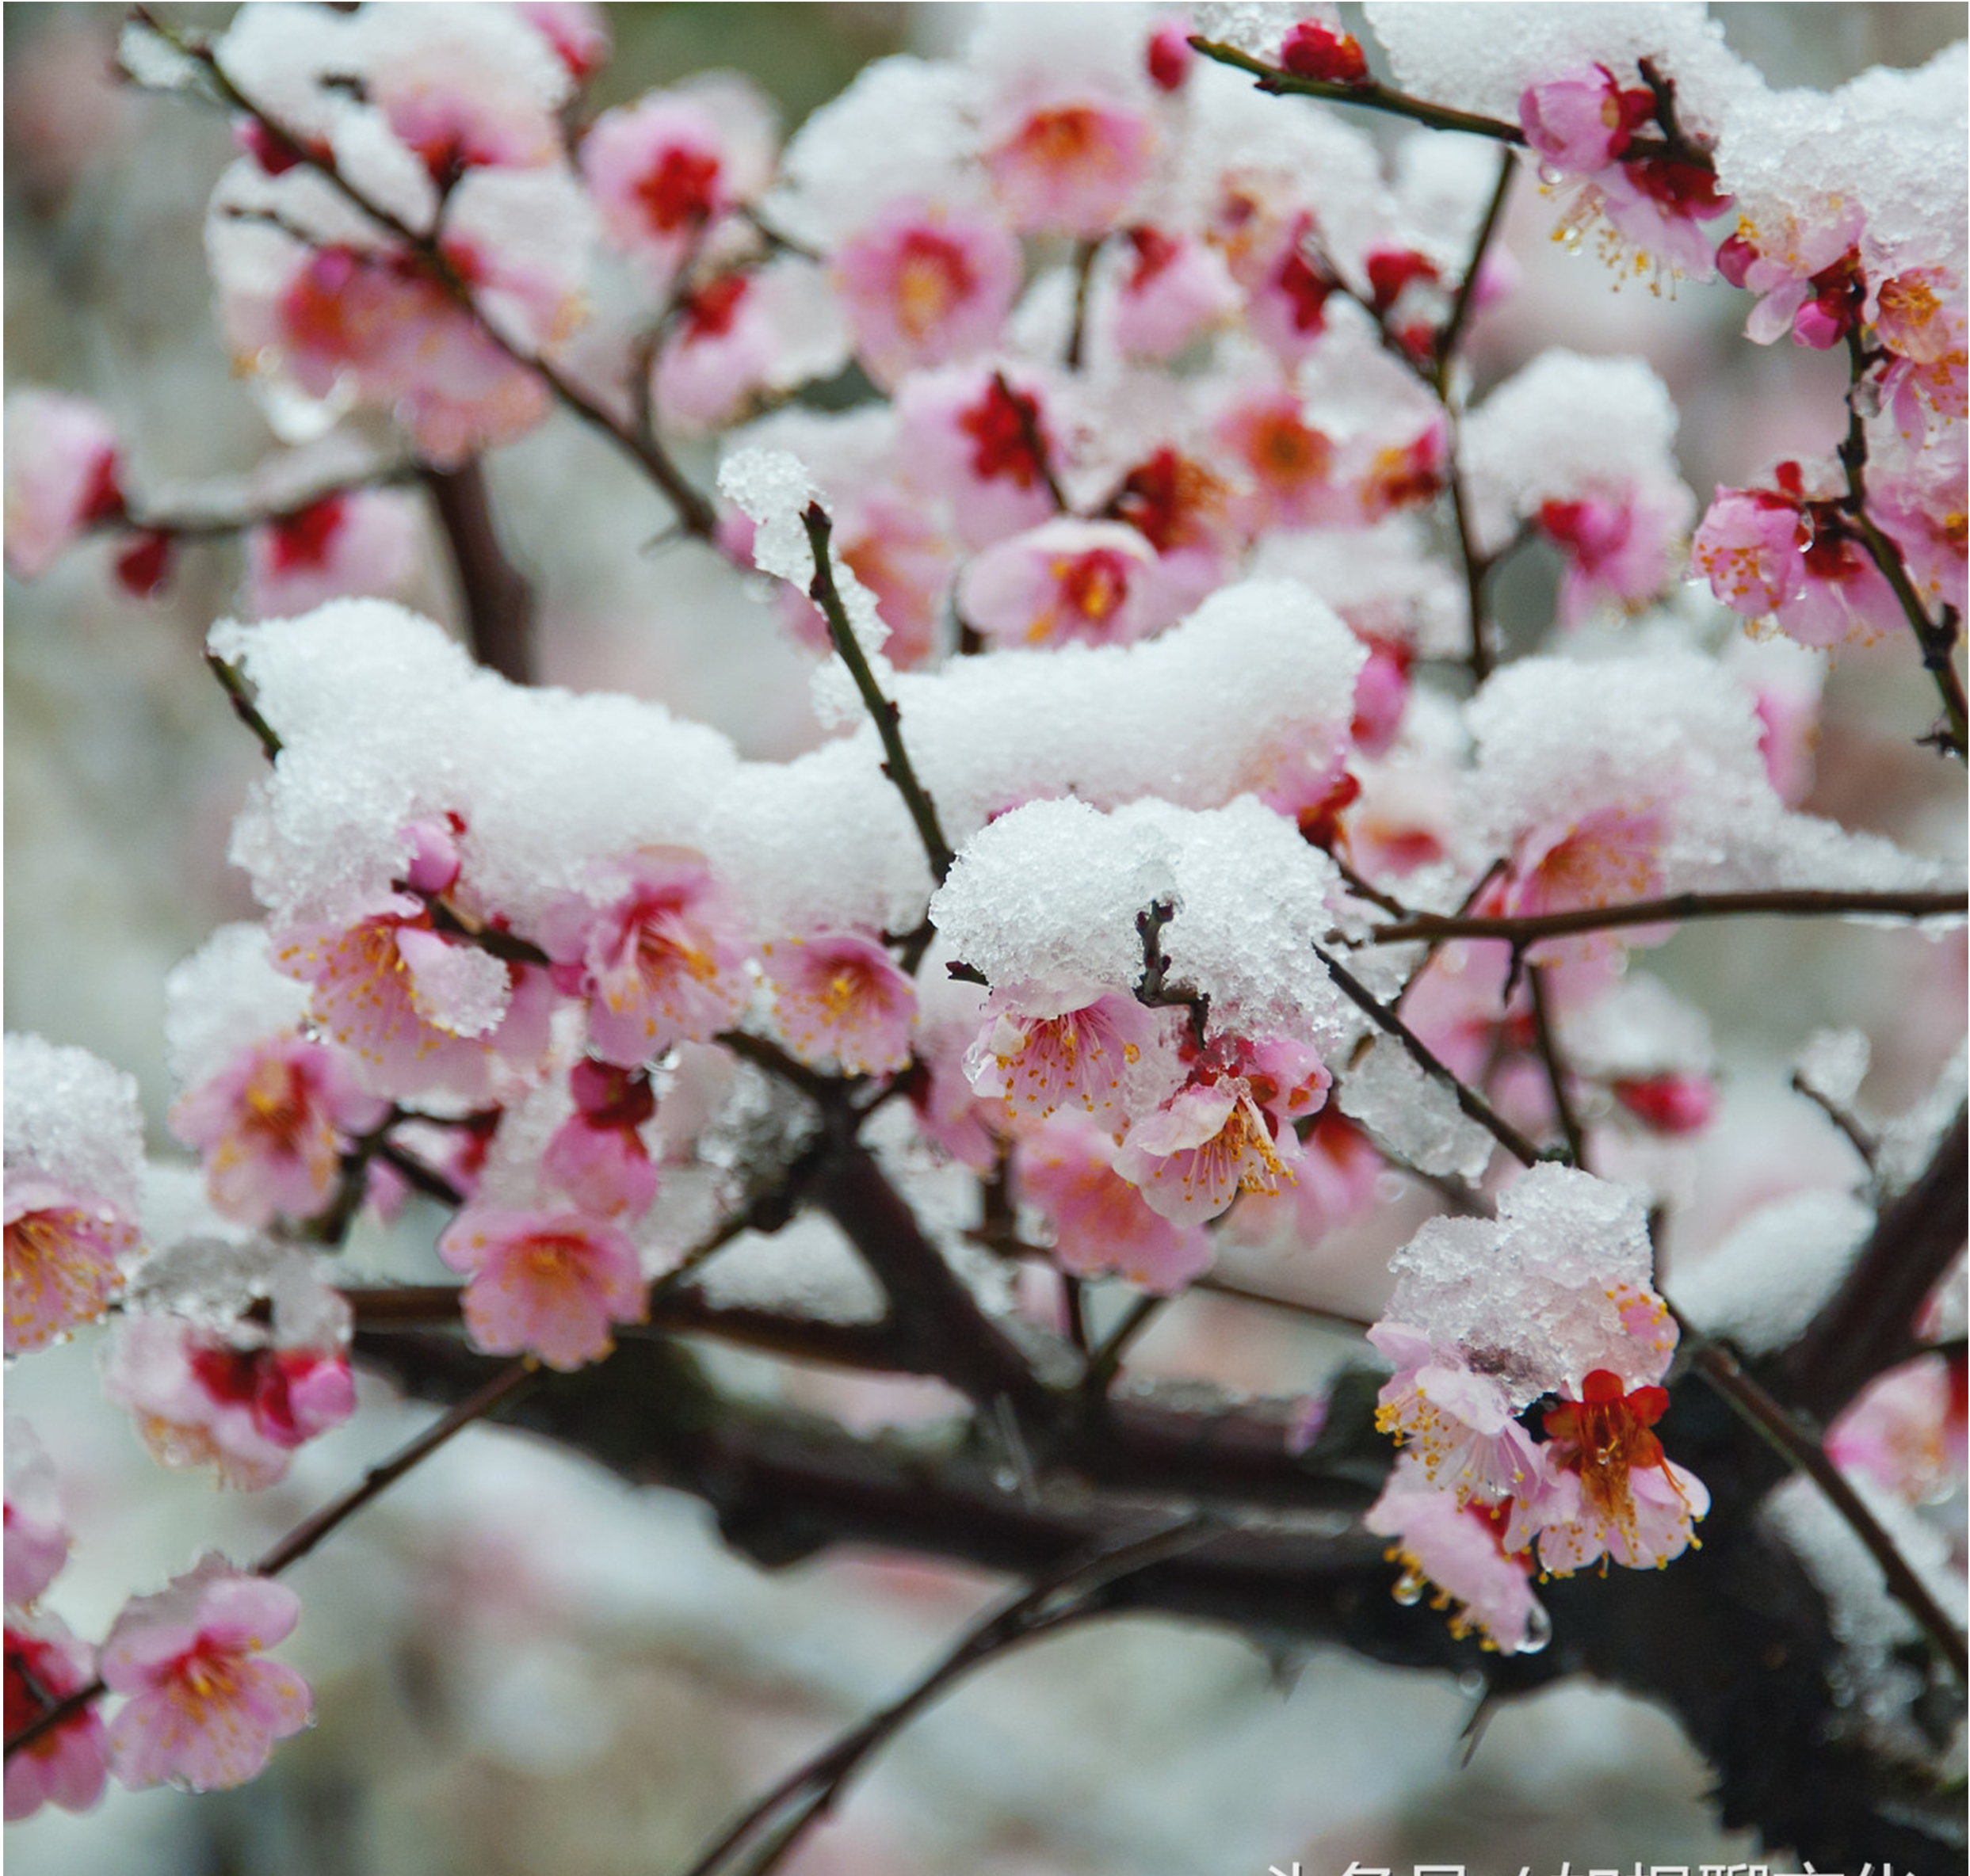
[1364,1167,1705,1652]
[2,0,1965,1826]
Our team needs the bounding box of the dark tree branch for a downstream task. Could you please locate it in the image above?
[1784,1106,1968,1422]
[1365,887,1968,948]
[1789,1070,1882,1176]
[1525,963,1586,1168]
[422,459,536,685]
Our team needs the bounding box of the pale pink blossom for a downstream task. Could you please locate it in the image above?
[1693,483,1807,618]
[834,200,1021,386]
[437,1207,647,1370]
[1715,204,1865,347]
[101,1557,312,1792]
[513,2,611,83]
[1017,1115,1213,1295]
[983,99,1155,238]
[1367,1321,1542,1504]
[1226,1109,1382,1248]
[1112,1077,1289,1223]
[763,931,918,1076]
[1107,227,1239,360]
[170,1035,388,1230]
[538,847,753,1068]
[541,1060,659,1218]
[580,81,777,288]
[1243,221,1341,368]
[356,2,570,181]
[1508,803,1668,928]
[273,895,554,1099]
[1872,429,1968,615]
[652,260,850,435]
[966,992,1163,1123]
[1103,444,1241,614]
[1827,1353,1966,1505]
[1528,1369,1708,1573]
[5,1611,106,1819]
[5,1422,69,1607]
[1536,488,1689,627]
[1365,1455,1547,1654]
[102,1302,357,1493]
[242,489,422,620]
[1518,65,1654,174]
[4,387,125,578]
[958,518,1164,649]
[897,365,1061,550]
[4,1173,137,1356]
[1586,158,1733,284]
[1215,387,1343,533]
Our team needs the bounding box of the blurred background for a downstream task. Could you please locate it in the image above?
[6,6,1963,1873]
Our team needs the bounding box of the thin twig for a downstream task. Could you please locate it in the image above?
[670,1515,1220,1876]
[1315,944,1542,1169]
[118,459,422,543]
[1187,36,1529,143]
[1525,964,1586,1169]
[421,459,536,685]
[1364,887,1968,948]
[1685,1338,1967,1687]
[1081,1293,1166,1398]
[204,652,283,761]
[991,370,1069,513]
[800,502,956,882]
[1446,451,1495,684]
[1432,149,1515,394]
[1064,235,1102,372]
[1788,1071,1881,1176]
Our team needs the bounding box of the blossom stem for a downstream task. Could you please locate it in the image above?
[671,1516,1219,1876]
[1187,37,1529,144]
[203,652,283,761]
[136,8,720,540]
[800,502,956,882]
[1363,887,1968,947]
[1314,944,1545,1169]
[1433,148,1516,395]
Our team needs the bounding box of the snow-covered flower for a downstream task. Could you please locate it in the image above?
[4,1174,138,1356]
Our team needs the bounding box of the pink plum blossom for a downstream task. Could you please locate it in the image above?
[1519,65,1655,173]
[958,518,1164,649]
[357,2,571,182]
[653,259,849,434]
[763,931,918,1075]
[242,489,422,620]
[982,98,1156,238]
[1215,387,1342,533]
[5,1611,106,1819]
[1508,803,1668,928]
[1107,227,1240,360]
[4,387,125,578]
[1278,16,1371,86]
[1692,483,1806,618]
[1365,1455,1548,1655]
[1536,489,1689,627]
[1827,1353,1966,1505]
[1017,1115,1213,1294]
[1367,1321,1542,1504]
[4,1173,137,1356]
[1872,429,1968,615]
[1243,223,1342,368]
[1225,1108,1382,1249]
[101,1557,312,1792]
[437,1207,648,1370]
[1528,1370,1709,1573]
[274,895,554,1100]
[897,366,1062,550]
[538,847,753,1068]
[5,1422,70,1607]
[1715,203,1865,347]
[966,991,1165,1123]
[170,1035,389,1230]
[103,1301,357,1492]
[834,200,1021,386]
[580,81,777,288]
[514,2,611,84]
[542,1060,659,1218]
[1111,1076,1290,1223]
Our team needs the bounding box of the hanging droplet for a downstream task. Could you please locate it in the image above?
[1392,1568,1426,1607]
[1518,1603,1553,1655]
